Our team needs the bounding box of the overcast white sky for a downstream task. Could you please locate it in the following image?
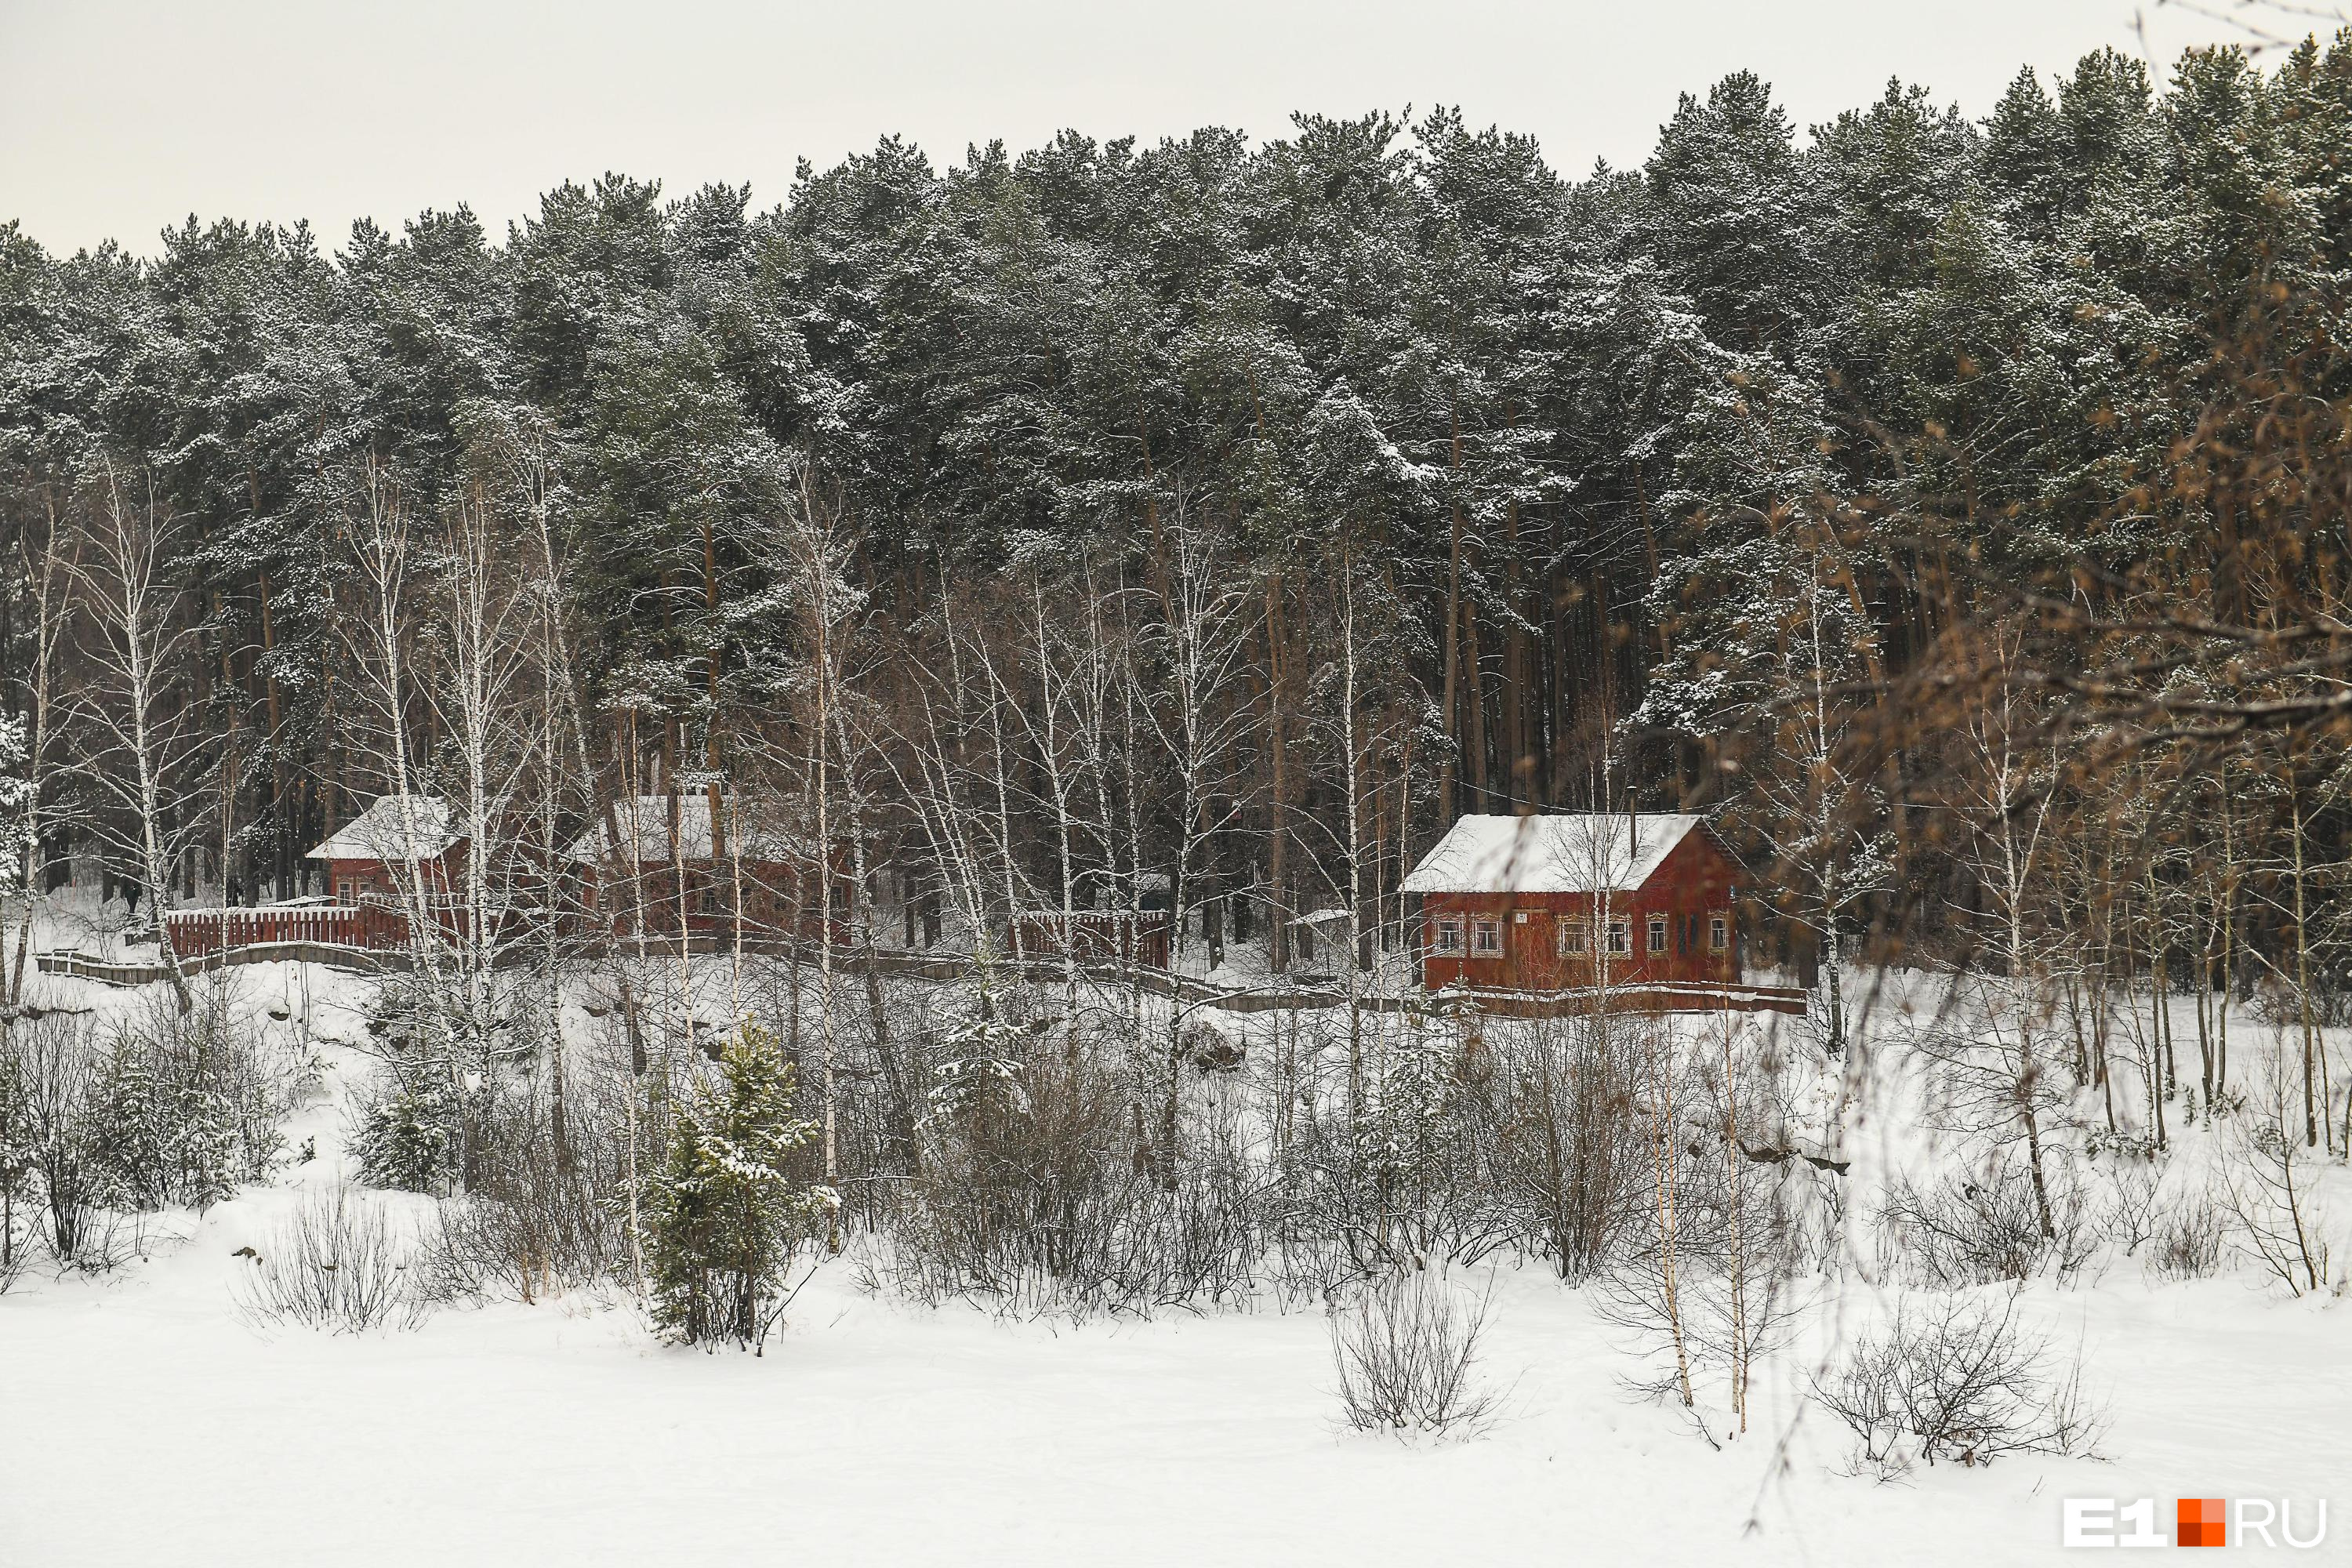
[0,0,2279,256]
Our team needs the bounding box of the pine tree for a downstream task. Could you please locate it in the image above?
[644,1025,827,1348]
[1983,67,2071,247]
[1642,71,1831,361]
[1812,78,1984,295]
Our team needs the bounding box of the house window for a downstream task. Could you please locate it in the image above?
[1607,917,1630,954]
[1433,918,1464,953]
[336,879,352,904]
[1471,918,1502,955]
[1710,912,1730,953]
[1556,917,1588,956]
[1648,916,1668,954]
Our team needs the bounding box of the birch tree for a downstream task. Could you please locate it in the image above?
[67,464,202,1007]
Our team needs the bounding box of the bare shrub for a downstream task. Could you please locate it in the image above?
[1328,1269,1502,1439]
[1483,1013,1646,1281]
[431,1178,623,1305]
[2100,1156,2226,1283]
[2147,1198,2226,1283]
[425,1072,631,1304]
[5,1012,114,1269]
[233,1183,435,1334]
[866,1001,1269,1319]
[1811,1288,2104,1479]
[2216,1062,2333,1296]
[2102,1154,2169,1259]
[1272,1010,1518,1284]
[0,1035,31,1291]
[1877,1155,2093,1288]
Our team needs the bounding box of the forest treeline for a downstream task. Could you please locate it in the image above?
[3,38,2351,1042]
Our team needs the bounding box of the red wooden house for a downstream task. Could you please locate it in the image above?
[564,793,848,942]
[169,794,464,958]
[1403,813,1743,994]
[307,794,464,904]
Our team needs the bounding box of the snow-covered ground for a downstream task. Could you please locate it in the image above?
[3,961,2348,1566]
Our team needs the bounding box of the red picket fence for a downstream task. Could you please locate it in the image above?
[166,901,411,958]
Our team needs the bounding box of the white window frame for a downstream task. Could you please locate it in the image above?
[1709,912,1730,953]
[1433,918,1464,954]
[1556,916,1588,956]
[1648,916,1668,954]
[1606,917,1630,955]
[1470,918,1502,955]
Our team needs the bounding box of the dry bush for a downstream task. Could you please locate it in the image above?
[1877,1156,2094,1288]
[1811,1288,2103,1479]
[233,1183,435,1334]
[1483,1014,1648,1282]
[864,1003,1270,1319]
[431,1174,623,1305]
[1270,1011,1519,1285]
[426,1079,632,1304]
[1328,1269,1502,1439]
[2147,1198,2227,1283]
[2102,1158,2225,1283]
[2216,1062,2334,1297]
[4,1012,114,1269]
[2102,1155,2169,1259]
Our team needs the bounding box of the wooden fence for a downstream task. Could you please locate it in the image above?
[165,902,411,958]
[1417,981,1809,1018]
[100,917,1806,1021]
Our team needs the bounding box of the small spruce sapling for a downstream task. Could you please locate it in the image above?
[645,1025,829,1348]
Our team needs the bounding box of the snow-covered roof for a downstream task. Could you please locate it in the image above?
[562,794,813,866]
[1399,813,1708,895]
[306,795,461,863]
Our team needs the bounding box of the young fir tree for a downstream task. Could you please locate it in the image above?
[645,1025,827,1348]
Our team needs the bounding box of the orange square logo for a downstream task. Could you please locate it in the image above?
[2178,1497,2227,1548]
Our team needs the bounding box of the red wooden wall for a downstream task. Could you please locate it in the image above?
[1417,829,1742,992]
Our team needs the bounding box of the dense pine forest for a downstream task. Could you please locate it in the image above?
[5,42,2348,962]
[5,34,2352,1377]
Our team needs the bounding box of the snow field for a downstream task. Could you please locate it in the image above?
[2,960,2348,1566]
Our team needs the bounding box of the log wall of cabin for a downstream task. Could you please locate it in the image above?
[1417,833,1741,992]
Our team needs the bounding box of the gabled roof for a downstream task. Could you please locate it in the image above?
[563,793,814,866]
[1399,813,1708,895]
[305,795,460,863]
